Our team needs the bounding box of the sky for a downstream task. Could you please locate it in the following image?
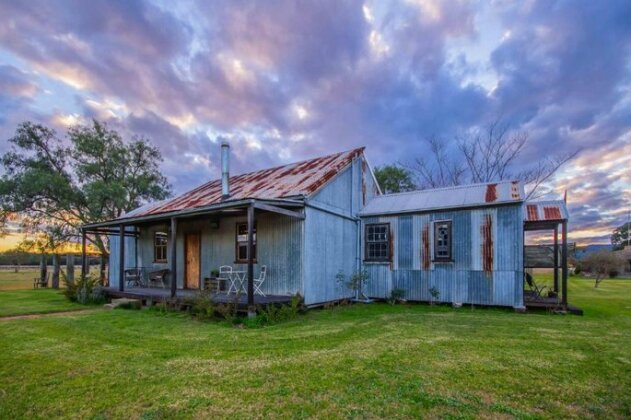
[0,0,630,249]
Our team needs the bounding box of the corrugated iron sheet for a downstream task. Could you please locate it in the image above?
[360,180,525,216]
[129,148,365,217]
[524,200,568,221]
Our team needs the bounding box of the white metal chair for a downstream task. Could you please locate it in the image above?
[253,265,267,297]
[220,265,237,294]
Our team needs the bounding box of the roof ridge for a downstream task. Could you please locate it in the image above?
[373,179,520,199]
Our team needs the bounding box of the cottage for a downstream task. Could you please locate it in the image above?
[81,145,572,311]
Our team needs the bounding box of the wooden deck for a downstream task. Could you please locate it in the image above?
[104,287,292,308]
[524,293,583,315]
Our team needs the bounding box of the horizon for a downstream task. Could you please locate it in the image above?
[1,0,631,249]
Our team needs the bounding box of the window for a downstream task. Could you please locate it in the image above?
[235,223,257,262]
[433,220,452,261]
[154,232,168,262]
[365,223,390,262]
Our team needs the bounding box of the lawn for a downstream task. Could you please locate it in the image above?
[0,268,88,290]
[0,289,87,317]
[0,277,630,418]
[0,269,87,317]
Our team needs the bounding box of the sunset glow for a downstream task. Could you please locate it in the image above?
[1,0,630,249]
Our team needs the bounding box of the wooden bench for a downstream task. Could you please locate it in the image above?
[33,273,50,289]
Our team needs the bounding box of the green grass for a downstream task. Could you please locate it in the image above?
[0,277,630,418]
[0,269,46,290]
[0,289,86,317]
[0,268,92,290]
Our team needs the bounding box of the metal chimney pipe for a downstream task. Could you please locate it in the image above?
[221,141,230,200]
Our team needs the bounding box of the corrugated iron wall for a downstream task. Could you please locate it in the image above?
[303,158,371,305]
[361,204,524,308]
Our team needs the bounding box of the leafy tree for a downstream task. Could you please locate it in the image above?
[582,250,624,288]
[612,222,631,251]
[0,120,171,281]
[374,165,416,194]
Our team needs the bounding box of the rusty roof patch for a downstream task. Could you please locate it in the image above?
[543,206,562,220]
[485,183,498,203]
[526,205,539,221]
[133,148,365,217]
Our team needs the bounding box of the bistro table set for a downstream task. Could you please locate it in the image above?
[217,265,267,296]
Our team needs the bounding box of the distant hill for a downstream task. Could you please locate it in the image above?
[575,244,613,260]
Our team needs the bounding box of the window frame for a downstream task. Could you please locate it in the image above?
[235,222,257,263]
[433,220,453,262]
[364,223,391,262]
[153,231,168,263]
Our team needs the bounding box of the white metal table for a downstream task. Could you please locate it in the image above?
[226,270,247,294]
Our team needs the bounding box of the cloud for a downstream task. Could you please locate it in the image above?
[0,0,630,244]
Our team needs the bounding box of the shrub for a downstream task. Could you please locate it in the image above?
[259,294,304,324]
[336,270,370,300]
[574,263,582,275]
[429,286,440,305]
[388,288,405,305]
[63,272,105,304]
[187,289,216,320]
[215,292,241,324]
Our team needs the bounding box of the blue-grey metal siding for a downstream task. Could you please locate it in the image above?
[360,204,524,308]
[303,157,374,305]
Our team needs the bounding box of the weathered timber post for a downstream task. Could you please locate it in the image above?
[561,221,568,308]
[51,254,60,289]
[170,218,178,298]
[119,224,125,292]
[66,253,75,284]
[100,255,107,286]
[247,203,255,317]
[553,225,559,293]
[81,229,87,280]
[39,253,47,286]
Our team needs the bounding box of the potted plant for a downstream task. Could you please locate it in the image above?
[210,268,220,278]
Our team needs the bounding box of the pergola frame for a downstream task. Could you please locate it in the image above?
[524,219,568,307]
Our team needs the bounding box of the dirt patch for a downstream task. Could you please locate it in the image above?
[0,308,101,321]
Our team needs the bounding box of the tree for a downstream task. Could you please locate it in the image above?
[0,120,171,281]
[374,165,416,194]
[612,222,631,251]
[407,118,579,197]
[582,250,624,288]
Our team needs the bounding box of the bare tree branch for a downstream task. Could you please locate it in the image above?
[406,117,579,198]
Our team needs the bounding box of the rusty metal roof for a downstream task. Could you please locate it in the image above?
[359,180,525,216]
[524,200,568,222]
[128,147,365,217]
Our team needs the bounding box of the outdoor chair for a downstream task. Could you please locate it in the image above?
[220,265,236,294]
[33,273,49,289]
[124,268,143,288]
[148,269,169,289]
[525,272,547,300]
[253,265,267,297]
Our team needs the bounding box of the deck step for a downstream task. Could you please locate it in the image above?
[104,298,142,310]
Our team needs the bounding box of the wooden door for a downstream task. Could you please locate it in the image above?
[185,232,201,289]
